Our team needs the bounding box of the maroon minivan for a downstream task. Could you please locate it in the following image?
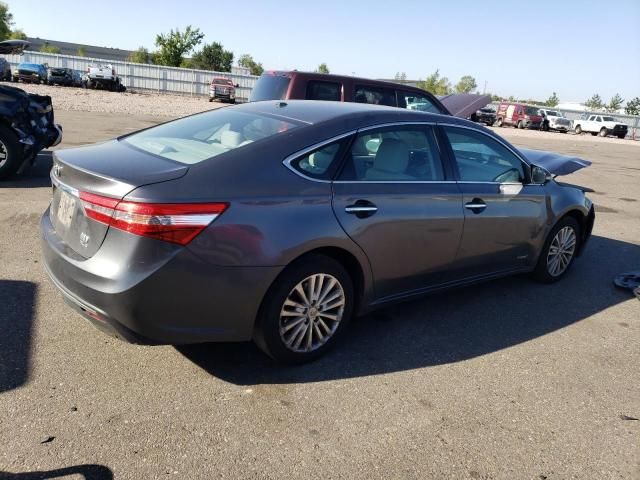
[250,71,450,115]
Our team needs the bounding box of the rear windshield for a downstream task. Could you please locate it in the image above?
[123,109,300,164]
[250,74,291,101]
[525,106,539,115]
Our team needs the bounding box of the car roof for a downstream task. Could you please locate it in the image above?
[235,99,453,126]
[265,70,426,92]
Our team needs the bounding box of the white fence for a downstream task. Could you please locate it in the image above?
[5,51,259,101]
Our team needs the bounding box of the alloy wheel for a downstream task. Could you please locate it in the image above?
[546,226,577,277]
[0,139,8,169]
[279,273,345,353]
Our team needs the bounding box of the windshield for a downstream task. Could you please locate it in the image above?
[250,74,291,102]
[602,116,615,122]
[546,110,560,117]
[479,108,495,113]
[123,109,300,164]
[212,78,233,86]
[525,106,539,115]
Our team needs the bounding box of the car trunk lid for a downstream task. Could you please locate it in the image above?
[49,140,188,258]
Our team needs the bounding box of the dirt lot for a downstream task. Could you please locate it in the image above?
[0,107,638,479]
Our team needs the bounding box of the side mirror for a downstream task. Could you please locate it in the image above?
[531,165,552,184]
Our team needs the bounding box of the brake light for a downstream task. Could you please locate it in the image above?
[79,192,228,245]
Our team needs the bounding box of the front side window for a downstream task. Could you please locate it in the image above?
[306,81,341,101]
[398,91,441,113]
[443,127,526,183]
[124,110,300,165]
[354,85,397,107]
[339,125,444,181]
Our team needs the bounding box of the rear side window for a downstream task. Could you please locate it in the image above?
[289,139,348,180]
[123,110,300,165]
[354,85,397,107]
[306,81,341,101]
[340,125,444,181]
[249,74,291,101]
[398,91,441,113]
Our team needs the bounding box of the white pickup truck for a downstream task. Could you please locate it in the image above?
[84,64,124,92]
[573,114,628,139]
[538,108,571,133]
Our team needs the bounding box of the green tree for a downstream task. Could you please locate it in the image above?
[238,54,264,76]
[129,46,152,64]
[417,69,451,95]
[316,63,329,74]
[585,93,603,110]
[394,71,407,83]
[606,93,624,113]
[0,2,13,41]
[192,42,234,72]
[545,92,559,107]
[154,26,204,67]
[625,97,640,115]
[40,42,61,54]
[454,75,477,94]
[76,46,87,57]
[9,29,26,40]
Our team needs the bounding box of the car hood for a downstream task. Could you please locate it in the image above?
[437,93,492,118]
[519,148,592,176]
[0,39,29,55]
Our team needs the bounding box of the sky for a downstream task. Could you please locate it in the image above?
[9,0,640,104]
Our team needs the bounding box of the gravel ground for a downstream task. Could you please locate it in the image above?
[1,81,224,117]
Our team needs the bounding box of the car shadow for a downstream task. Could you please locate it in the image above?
[0,280,37,393]
[0,151,53,189]
[0,464,113,479]
[177,235,638,384]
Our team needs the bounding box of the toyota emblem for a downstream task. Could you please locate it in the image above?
[53,164,63,177]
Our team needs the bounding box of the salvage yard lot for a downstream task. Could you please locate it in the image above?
[0,92,639,479]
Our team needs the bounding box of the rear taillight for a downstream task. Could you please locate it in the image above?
[79,192,228,245]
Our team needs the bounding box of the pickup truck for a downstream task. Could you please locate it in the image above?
[538,108,571,133]
[84,64,124,92]
[573,114,628,139]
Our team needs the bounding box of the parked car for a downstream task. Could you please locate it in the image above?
[12,62,48,84]
[42,100,594,363]
[471,107,496,126]
[84,64,124,91]
[209,77,237,103]
[538,108,571,133]
[0,40,62,179]
[572,114,628,139]
[495,102,543,129]
[71,70,84,87]
[47,67,74,86]
[0,57,11,81]
[249,71,491,119]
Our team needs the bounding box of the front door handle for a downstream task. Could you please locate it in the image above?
[464,198,487,213]
[345,200,378,218]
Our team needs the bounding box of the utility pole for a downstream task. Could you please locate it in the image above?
[483,80,487,95]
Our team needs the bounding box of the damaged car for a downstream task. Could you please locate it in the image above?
[0,40,62,179]
[41,100,594,363]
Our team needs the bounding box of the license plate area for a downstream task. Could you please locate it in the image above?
[56,189,76,230]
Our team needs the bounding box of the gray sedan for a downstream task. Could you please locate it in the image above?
[41,101,595,363]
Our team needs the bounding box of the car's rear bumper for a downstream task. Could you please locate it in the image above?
[41,209,282,345]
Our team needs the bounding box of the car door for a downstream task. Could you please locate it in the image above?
[332,123,464,300]
[439,125,547,278]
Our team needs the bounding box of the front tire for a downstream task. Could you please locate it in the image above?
[599,128,607,137]
[496,117,503,127]
[0,125,23,180]
[253,254,354,364]
[533,217,580,283]
[574,125,582,134]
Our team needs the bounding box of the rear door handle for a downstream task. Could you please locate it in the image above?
[345,201,378,218]
[464,199,487,213]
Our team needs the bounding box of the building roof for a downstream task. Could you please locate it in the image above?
[26,37,134,62]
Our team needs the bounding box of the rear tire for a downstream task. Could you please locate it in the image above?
[517,120,524,129]
[617,134,625,139]
[253,254,354,364]
[0,126,23,180]
[533,216,580,283]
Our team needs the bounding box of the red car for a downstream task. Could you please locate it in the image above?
[495,102,542,129]
[209,77,237,103]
